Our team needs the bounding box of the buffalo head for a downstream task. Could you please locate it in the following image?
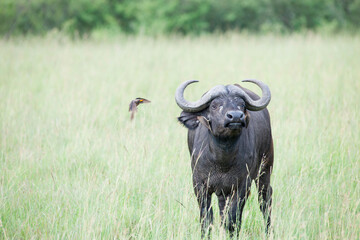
[176,80,271,138]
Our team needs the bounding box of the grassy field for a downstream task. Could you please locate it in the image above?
[0,34,359,239]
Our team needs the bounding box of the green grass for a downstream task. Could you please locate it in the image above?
[0,34,359,239]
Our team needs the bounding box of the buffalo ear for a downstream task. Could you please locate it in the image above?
[245,110,250,128]
[178,111,199,129]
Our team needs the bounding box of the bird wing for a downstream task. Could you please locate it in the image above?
[129,100,137,112]
[129,100,137,120]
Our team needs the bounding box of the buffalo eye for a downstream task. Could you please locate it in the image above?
[237,103,245,110]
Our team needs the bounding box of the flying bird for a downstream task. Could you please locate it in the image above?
[129,97,151,120]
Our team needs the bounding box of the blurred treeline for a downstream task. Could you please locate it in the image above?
[1,0,360,37]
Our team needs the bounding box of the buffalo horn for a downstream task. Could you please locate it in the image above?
[175,80,227,112]
[228,79,271,111]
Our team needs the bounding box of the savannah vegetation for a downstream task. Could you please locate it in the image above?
[1,33,359,239]
[1,0,360,37]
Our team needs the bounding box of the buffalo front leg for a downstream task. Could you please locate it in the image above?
[217,194,226,226]
[194,185,213,238]
[225,184,251,237]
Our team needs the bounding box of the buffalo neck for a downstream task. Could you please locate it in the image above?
[208,131,242,166]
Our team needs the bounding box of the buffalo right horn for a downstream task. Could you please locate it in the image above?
[228,79,271,111]
[175,80,227,113]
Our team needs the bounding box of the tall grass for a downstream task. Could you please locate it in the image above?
[0,34,359,239]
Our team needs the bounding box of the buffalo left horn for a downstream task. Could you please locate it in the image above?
[175,80,227,112]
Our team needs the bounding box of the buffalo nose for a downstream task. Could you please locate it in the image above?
[226,111,245,122]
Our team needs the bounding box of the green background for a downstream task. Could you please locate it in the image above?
[1,0,360,37]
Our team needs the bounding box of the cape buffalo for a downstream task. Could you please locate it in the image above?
[175,80,273,237]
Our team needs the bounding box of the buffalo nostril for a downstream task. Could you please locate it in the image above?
[226,113,233,119]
